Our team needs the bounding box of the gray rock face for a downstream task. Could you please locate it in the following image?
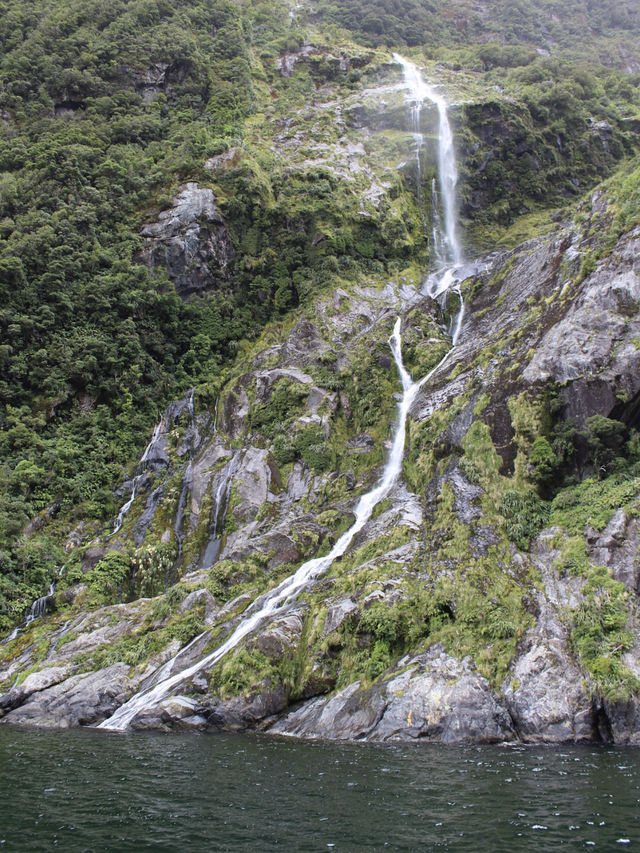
[1,664,135,728]
[604,696,640,745]
[323,597,358,636]
[128,62,168,102]
[277,44,315,77]
[203,686,289,732]
[139,183,234,296]
[255,611,304,659]
[586,509,640,593]
[271,646,515,743]
[500,534,598,743]
[0,666,71,716]
[178,589,219,625]
[230,448,272,526]
[523,229,640,426]
[502,642,594,742]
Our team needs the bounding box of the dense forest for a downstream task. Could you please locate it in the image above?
[0,0,296,621]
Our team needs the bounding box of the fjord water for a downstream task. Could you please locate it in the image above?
[1,729,639,852]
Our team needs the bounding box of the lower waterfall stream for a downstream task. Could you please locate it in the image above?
[98,283,466,730]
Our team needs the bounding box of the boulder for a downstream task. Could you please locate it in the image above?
[0,664,135,728]
[271,645,515,743]
[501,641,593,742]
[178,589,219,625]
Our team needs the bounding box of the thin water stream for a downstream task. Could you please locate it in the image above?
[113,418,166,534]
[99,308,457,730]
[97,56,469,731]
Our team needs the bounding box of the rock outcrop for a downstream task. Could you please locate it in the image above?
[271,646,516,743]
[139,183,234,296]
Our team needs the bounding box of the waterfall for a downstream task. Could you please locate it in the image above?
[173,460,192,559]
[98,319,440,731]
[431,178,445,265]
[394,53,462,267]
[212,394,220,434]
[200,451,241,570]
[24,583,56,628]
[289,0,302,23]
[396,55,473,349]
[3,570,66,642]
[97,59,467,732]
[186,389,200,450]
[113,481,138,535]
[1,585,53,643]
[408,98,426,233]
[113,417,166,534]
[140,420,164,465]
[98,310,464,731]
[174,389,201,560]
[114,389,202,538]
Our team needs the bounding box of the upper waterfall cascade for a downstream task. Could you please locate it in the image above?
[97,57,467,732]
[394,53,462,268]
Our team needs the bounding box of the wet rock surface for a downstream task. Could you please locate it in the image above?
[2,665,136,728]
[270,646,515,743]
[586,509,640,593]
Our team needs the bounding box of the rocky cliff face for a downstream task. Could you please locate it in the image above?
[3,190,640,742]
[2,53,640,744]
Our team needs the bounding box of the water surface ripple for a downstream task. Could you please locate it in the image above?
[1,729,639,851]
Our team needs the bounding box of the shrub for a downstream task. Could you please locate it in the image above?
[499,490,549,550]
[294,424,333,472]
[571,566,639,701]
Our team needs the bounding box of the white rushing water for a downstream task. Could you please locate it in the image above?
[174,390,203,559]
[113,389,202,537]
[98,317,446,730]
[199,450,242,570]
[98,56,466,731]
[112,418,166,534]
[394,53,462,268]
[3,581,57,643]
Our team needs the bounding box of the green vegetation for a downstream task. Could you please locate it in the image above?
[458,55,640,242]
[79,542,178,605]
[500,490,549,551]
[311,0,640,55]
[571,566,639,701]
[0,0,286,626]
[0,0,409,625]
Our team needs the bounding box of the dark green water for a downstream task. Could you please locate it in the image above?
[1,728,639,851]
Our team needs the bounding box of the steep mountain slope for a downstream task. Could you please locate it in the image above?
[3,159,640,741]
[2,0,640,742]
